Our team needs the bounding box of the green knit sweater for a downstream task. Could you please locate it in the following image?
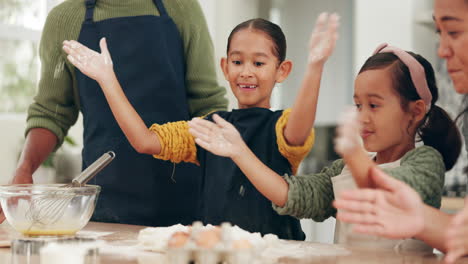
[26,0,228,147]
[273,146,446,221]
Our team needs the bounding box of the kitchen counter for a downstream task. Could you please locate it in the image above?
[441,196,465,213]
[0,221,467,263]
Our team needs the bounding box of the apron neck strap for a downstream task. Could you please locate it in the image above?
[153,0,168,17]
[85,0,97,23]
[83,0,168,23]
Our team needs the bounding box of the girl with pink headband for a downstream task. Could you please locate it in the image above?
[330,42,461,247]
[334,0,468,261]
[188,41,461,248]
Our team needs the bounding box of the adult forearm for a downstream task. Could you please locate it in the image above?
[415,205,452,252]
[15,128,58,183]
[284,63,324,146]
[99,77,161,155]
[232,145,289,207]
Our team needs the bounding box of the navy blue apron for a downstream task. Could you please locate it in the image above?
[75,0,202,226]
[199,108,305,240]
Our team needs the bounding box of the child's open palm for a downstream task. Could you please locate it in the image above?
[308,12,340,64]
[63,38,114,84]
[188,114,246,158]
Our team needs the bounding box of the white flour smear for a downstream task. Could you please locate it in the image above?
[260,240,350,263]
[76,231,114,238]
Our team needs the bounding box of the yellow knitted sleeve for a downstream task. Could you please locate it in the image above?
[276,108,315,174]
[149,121,199,165]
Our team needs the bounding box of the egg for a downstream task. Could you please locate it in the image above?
[168,231,190,248]
[232,239,252,249]
[195,229,221,248]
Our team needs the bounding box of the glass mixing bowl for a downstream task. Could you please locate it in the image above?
[0,184,100,236]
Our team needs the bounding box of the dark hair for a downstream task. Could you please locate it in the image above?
[359,52,462,171]
[455,96,468,122]
[226,18,287,62]
[455,97,468,175]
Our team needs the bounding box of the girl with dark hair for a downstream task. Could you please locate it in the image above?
[61,13,339,240]
[189,42,457,249]
[333,43,461,189]
[333,0,468,262]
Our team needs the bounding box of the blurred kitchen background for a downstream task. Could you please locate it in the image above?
[0,0,466,243]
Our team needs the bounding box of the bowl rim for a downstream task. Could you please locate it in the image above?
[0,184,101,196]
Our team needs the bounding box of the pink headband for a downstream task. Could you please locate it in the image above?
[372,43,432,112]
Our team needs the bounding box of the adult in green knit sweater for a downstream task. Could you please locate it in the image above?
[189,42,461,249]
[8,0,228,227]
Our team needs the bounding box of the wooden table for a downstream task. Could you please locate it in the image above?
[0,221,467,263]
[441,196,465,213]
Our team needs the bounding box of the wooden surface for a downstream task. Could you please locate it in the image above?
[0,221,467,263]
[441,196,465,213]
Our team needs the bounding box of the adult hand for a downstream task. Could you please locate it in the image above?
[12,166,34,184]
[307,12,340,65]
[333,167,425,239]
[63,38,114,84]
[444,198,468,263]
[334,107,362,157]
[0,166,34,223]
[188,114,246,158]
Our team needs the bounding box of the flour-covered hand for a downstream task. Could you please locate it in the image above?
[334,106,362,157]
[63,37,114,84]
[308,12,340,64]
[188,114,247,158]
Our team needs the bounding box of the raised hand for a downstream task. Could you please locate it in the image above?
[445,199,468,263]
[308,12,340,64]
[333,167,425,239]
[188,114,246,158]
[334,107,362,157]
[62,37,114,84]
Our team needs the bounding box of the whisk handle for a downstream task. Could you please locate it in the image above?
[72,151,116,187]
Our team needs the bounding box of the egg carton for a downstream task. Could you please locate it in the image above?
[166,244,259,264]
[138,222,278,263]
[165,222,268,264]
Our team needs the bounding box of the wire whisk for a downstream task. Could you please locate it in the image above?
[25,151,115,230]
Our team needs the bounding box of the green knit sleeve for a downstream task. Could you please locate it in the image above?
[382,146,445,209]
[273,159,345,221]
[26,2,83,149]
[165,0,228,117]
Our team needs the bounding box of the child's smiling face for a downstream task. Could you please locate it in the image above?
[221,29,291,109]
[354,67,418,160]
